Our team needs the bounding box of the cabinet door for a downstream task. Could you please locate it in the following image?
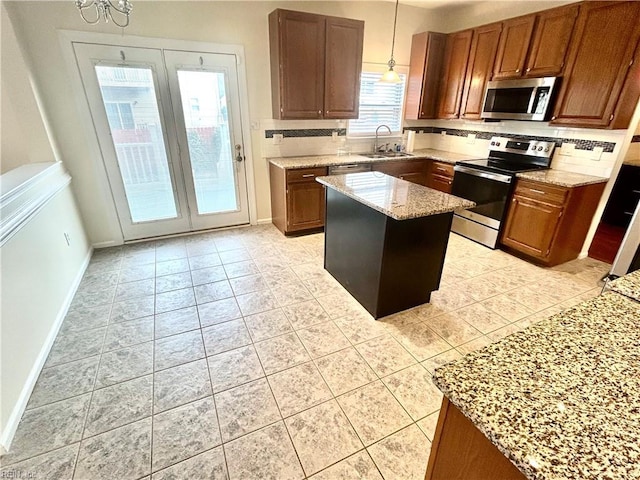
[438,30,473,119]
[524,4,578,77]
[324,17,364,119]
[272,10,325,119]
[501,195,563,259]
[460,23,502,119]
[399,172,428,186]
[493,15,536,79]
[287,181,326,231]
[405,32,447,120]
[551,1,640,128]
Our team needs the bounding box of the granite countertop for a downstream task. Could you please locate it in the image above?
[316,171,475,221]
[516,170,608,187]
[432,290,640,480]
[268,148,478,169]
[608,269,640,301]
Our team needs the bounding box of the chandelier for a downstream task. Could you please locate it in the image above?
[75,0,132,28]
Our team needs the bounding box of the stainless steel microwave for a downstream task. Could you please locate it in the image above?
[481,77,558,121]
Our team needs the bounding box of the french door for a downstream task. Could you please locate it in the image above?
[74,43,249,240]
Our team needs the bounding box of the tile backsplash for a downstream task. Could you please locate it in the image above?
[258,117,631,179]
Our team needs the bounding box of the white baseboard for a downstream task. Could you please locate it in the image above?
[257,218,273,225]
[0,246,93,451]
[92,240,121,249]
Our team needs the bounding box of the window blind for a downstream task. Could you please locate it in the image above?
[348,71,406,136]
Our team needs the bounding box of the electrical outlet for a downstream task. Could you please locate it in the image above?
[332,131,339,142]
[273,133,283,145]
[64,232,71,246]
[560,143,576,155]
[592,146,604,160]
[467,133,476,144]
[441,131,447,137]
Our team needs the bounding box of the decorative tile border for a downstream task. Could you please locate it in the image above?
[265,128,346,139]
[403,126,616,153]
[632,135,640,143]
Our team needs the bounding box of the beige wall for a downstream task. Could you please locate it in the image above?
[0,3,56,173]
[4,0,586,245]
[1,182,91,447]
[434,0,577,32]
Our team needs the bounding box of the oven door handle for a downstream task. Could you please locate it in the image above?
[454,165,513,184]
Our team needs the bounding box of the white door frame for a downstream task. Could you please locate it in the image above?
[58,29,258,245]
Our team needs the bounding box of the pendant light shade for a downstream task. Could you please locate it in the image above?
[380,0,402,83]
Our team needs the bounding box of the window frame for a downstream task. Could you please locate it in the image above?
[347,62,409,138]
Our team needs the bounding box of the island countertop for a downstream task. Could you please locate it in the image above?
[316,172,475,221]
[431,291,640,480]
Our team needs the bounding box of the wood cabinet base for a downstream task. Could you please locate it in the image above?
[425,397,526,480]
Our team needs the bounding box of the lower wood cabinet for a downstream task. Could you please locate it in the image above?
[371,160,429,186]
[501,178,605,266]
[269,164,327,235]
[427,161,454,193]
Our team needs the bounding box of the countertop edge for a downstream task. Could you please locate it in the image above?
[316,173,474,221]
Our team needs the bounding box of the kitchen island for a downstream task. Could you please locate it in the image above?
[316,171,474,318]
[426,286,640,480]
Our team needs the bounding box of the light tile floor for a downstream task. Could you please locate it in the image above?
[0,225,609,480]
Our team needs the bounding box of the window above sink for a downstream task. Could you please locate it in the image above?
[348,64,408,138]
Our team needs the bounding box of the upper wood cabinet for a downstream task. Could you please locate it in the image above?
[524,4,578,77]
[493,15,536,79]
[493,4,578,80]
[437,30,473,119]
[551,1,640,128]
[460,23,502,119]
[269,9,364,120]
[405,32,447,120]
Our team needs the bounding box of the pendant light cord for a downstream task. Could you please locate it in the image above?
[390,0,399,61]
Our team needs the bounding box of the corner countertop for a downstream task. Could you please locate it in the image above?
[268,148,478,169]
[608,269,640,302]
[316,171,475,221]
[515,170,608,188]
[432,290,640,480]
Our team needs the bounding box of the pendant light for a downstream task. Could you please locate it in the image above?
[380,0,402,83]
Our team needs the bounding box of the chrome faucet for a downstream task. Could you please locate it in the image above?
[374,124,392,153]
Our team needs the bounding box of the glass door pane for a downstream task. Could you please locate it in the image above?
[175,70,239,214]
[95,65,177,223]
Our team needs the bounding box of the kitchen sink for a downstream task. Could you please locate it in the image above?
[361,152,415,159]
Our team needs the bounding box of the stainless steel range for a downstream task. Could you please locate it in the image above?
[451,136,555,249]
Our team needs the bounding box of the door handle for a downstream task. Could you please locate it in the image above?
[235,144,244,163]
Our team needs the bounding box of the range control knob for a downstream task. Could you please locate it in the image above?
[537,146,544,151]
[496,142,501,147]
[544,147,550,152]
[491,141,496,146]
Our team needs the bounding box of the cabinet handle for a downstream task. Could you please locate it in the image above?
[551,116,557,121]
[526,68,531,73]
[436,167,446,172]
[302,174,315,178]
[448,181,452,185]
[318,110,322,115]
[529,189,546,195]
[516,68,520,73]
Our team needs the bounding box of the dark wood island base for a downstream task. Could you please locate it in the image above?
[324,187,453,319]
